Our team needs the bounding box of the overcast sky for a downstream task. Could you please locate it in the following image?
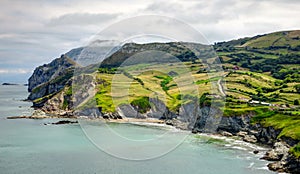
[0,0,300,83]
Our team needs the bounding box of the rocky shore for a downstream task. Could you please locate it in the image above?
[9,104,300,173]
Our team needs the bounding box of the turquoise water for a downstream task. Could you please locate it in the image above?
[0,85,274,174]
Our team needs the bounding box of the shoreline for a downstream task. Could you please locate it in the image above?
[6,114,271,151]
[5,114,294,173]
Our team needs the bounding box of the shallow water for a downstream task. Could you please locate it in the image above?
[0,85,274,174]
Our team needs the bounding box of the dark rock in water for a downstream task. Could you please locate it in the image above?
[191,129,198,134]
[165,120,174,126]
[2,83,18,85]
[253,150,259,154]
[7,116,27,119]
[51,120,78,125]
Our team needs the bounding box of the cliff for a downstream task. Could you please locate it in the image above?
[27,30,300,173]
[27,55,76,106]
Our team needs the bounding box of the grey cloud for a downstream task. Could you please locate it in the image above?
[48,13,120,26]
[0,0,299,82]
[145,2,182,13]
[143,1,235,25]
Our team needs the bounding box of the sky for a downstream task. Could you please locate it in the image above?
[0,0,300,83]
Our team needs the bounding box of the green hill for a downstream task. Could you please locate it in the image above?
[27,30,300,167]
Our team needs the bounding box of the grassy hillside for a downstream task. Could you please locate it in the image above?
[31,30,300,156]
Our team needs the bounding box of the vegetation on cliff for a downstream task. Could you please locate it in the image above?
[28,30,300,162]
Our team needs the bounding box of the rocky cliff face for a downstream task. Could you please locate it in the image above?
[27,41,299,173]
[27,55,76,104]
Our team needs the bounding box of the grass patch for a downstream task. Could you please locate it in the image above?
[130,97,151,113]
[261,114,300,140]
[154,75,174,92]
[290,143,300,159]
[195,76,220,84]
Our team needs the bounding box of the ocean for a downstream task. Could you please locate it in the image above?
[0,85,274,174]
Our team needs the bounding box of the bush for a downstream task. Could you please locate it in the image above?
[130,97,151,113]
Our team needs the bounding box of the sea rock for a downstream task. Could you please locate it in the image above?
[220,131,233,137]
[261,141,289,161]
[51,120,78,125]
[32,110,46,117]
[7,116,27,119]
[243,135,257,143]
[165,119,189,130]
[2,83,18,85]
[237,131,248,138]
[268,161,286,173]
[253,150,259,154]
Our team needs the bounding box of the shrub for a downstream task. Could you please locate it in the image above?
[130,97,151,113]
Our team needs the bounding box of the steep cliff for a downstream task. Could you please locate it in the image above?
[27,32,300,173]
[27,55,76,106]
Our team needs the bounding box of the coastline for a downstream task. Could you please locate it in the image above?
[6,112,299,173]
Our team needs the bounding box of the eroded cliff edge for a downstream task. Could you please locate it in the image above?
[27,43,300,173]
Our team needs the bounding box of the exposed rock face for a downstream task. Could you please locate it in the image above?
[178,101,200,129]
[255,125,281,145]
[74,108,102,118]
[284,155,300,173]
[147,97,169,119]
[192,111,299,173]
[72,74,97,108]
[217,115,252,133]
[28,55,75,92]
[194,106,226,133]
[28,55,76,102]
[117,104,145,119]
[26,41,300,173]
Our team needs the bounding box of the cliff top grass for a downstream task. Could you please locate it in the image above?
[290,142,300,159]
[261,113,300,140]
[73,58,300,114]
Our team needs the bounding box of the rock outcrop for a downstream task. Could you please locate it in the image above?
[28,55,76,103]
[26,41,300,174]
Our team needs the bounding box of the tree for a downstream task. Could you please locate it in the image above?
[294,99,300,105]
